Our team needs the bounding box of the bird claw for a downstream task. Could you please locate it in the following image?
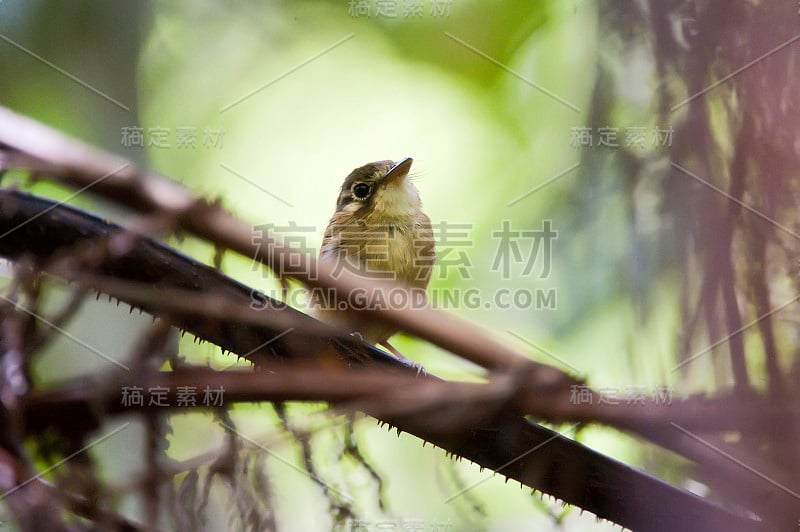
[410,361,427,376]
[379,340,426,376]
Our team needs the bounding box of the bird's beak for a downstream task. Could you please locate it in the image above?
[382,157,413,186]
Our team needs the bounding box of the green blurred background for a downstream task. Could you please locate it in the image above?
[0,1,691,530]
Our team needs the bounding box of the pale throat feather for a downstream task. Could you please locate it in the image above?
[370,178,421,222]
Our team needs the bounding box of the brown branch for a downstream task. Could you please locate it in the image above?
[0,110,773,530]
[20,365,780,532]
[0,104,573,381]
[0,191,770,531]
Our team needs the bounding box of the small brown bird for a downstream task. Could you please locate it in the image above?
[311,158,435,367]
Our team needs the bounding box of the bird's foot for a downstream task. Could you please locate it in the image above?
[380,340,426,376]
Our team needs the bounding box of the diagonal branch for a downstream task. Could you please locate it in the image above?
[0,108,774,531]
[0,190,768,531]
[0,104,573,382]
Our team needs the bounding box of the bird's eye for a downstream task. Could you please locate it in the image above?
[353,183,371,199]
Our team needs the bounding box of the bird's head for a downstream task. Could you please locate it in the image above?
[335,158,421,223]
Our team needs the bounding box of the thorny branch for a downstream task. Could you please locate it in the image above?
[0,105,784,531]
